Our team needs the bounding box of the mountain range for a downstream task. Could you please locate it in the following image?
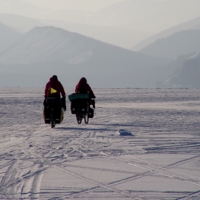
[0,23,200,88]
[133,16,200,51]
[0,22,21,52]
[0,14,45,33]
[0,13,149,49]
[1,0,200,88]
[138,30,200,59]
[162,52,200,88]
[0,26,170,88]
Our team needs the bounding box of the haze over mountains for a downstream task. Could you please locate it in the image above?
[0,13,146,49]
[139,30,200,59]
[163,52,200,88]
[133,16,200,51]
[6,0,200,32]
[0,26,170,87]
[0,0,200,88]
[1,0,200,47]
[0,22,21,52]
[0,14,45,33]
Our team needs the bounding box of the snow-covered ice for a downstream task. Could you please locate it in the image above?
[0,88,200,199]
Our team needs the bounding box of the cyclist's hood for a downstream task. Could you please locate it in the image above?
[79,77,87,85]
[50,75,58,82]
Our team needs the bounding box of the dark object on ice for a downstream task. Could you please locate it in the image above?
[118,129,133,136]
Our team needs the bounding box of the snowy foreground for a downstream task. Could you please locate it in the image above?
[0,88,200,200]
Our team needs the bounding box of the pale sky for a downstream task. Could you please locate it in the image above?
[22,0,123,11]
[21,0,200,33]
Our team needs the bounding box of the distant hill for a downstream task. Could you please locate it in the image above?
[161,52,200,88]
[0,14,45,33]
[0,26,170,87]
[133,17,200,51]
[138,30,200,59]
[42,19,149,49]
[0,22,21,52]
[0,13,149,49]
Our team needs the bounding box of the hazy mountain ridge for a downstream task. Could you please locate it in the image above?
[1,25,199,88]
[0,26,169,65]
[0,22,21,52]
[0,26,95,64]
[0,26,170,87]
[0,13,149,49]
[0,14,45,33]
[162,52,200,88]
[135,28,200,88]
[0,0,200,87]
[133,16,200,51]
[139,30,200,59]
[1,0,200,50]
[42,19,148,49]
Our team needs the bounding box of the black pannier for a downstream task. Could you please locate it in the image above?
[88,107,94,118]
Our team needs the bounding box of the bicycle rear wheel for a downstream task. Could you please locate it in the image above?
[51,119,55,128]
[84,113,89,124]
[51,108,56,128]
[76,112,82,124]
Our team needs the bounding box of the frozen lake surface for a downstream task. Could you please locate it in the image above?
[0,88,200,199]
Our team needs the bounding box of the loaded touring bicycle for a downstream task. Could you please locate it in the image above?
[68,93,94,124]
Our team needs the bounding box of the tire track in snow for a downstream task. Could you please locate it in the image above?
[19,167,46,199]
[0,160,47,199]
[0,124,50,199]
[9,126,144,199]
[177,190,200,200]
[30,172,44,199]
[108,155,200,187]
[43,130,197,199]
[1,88,200,199]
[7,136,143,200]
[53,164,142,199]
[12,124,200,199]
[73,135,200,187]
[30,127,200,198]
[0,160,21,199]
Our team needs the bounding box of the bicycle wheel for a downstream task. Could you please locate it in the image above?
[76,112,82,124]
[51,119,55,128]
[51,110,55,128]
[84,113,89,124]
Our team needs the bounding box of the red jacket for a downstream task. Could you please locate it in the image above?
[75,77,95,98]
[45,76,66,98]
